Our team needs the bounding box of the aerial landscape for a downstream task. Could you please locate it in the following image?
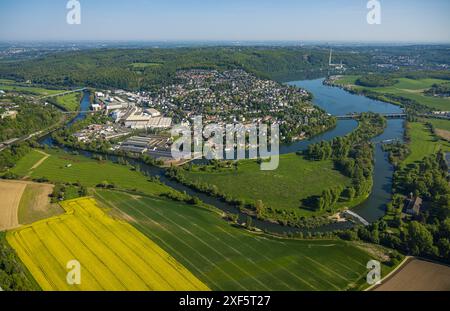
[0,0,449,305]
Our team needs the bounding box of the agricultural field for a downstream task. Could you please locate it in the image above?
[0,180,27,231]
[11,149,49,177]
[335,76,450,111]
[7,197,209,291]
[404,122,450,165]
[10,148,170,196]
[54,93,82,111]
[95,189,394,291]
[182,153,352,217]
[374,258,450,291]
[426,118,450,141]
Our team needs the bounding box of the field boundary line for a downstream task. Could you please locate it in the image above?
[212,225,310,290]
[190,223,296,290]
[94,190,223,290]
[129,194,273,291]
[7,230,54,290]
[101,191,246,290]
[28,226,68,290]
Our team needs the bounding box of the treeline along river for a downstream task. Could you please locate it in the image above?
[38,79,405,235]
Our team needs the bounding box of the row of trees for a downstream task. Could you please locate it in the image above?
[350,152,450,261]
[424,82,450,97]
[0,97,61,141]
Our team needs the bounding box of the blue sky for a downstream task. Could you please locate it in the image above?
[0,0,449,42]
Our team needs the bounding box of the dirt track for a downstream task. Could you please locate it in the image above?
[0,180,27,230]
[374,258,450,291]
[435,129,450,142]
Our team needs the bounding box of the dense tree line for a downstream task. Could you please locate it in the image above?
[0,233,39,291]
[340,152,450,262]
[0,142,32,173]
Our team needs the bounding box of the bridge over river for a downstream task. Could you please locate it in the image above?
[336,113,406,120]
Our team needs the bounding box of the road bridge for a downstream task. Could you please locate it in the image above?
[336,113,406,120]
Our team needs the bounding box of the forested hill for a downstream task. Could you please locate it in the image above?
[0,47,370,90]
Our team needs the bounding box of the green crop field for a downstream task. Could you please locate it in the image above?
[54,93,81,111]
[335,76,450,111]
[0,83,65,96]
[404,122,450,165]
[182,154,352,217]
[130,62,162,69]
[18,183,63,225]
[333,75,359,86]
[11,148,170,196]
[95,189,391,291]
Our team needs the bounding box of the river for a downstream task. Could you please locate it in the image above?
[39,79,404,234]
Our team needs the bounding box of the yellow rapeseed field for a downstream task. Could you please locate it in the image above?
[7,197,209,291]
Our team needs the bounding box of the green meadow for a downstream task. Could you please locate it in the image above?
[95,189,392,291]
[0,83,65,96]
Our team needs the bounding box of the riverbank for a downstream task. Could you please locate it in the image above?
[28,79,404,235]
